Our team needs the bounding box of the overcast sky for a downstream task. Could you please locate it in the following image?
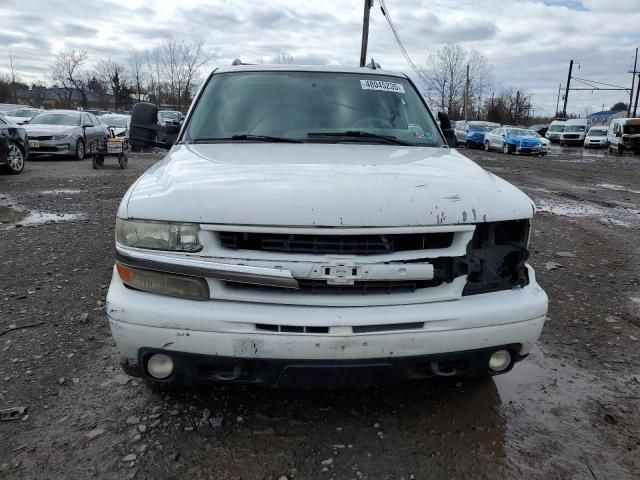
[1,0,639,116]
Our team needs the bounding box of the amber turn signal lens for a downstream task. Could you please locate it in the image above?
[116,263,133,283]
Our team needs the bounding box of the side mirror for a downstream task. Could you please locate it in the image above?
[437,112,456,147]
[129,102,175,150]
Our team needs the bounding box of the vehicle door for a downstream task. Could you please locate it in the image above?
[498,128,508,148]
[83,113,100,153]
[0,117,9,163]
[454,123,466,143]
[485,128,496,148]
[608,122,618,147]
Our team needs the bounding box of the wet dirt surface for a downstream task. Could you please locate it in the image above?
[1,150,639,479]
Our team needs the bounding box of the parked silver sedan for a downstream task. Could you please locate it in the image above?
[24,110,108,160]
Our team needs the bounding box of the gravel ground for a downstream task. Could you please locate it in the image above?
[0,147,639,480]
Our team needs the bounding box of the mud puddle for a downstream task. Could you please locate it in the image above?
[39,188,83,195]
[535,196,640,227]
[0,205,26,223]
[495,348,638,478]
[0,203,86,228]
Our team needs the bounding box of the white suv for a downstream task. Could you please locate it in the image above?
[107,65,547,388]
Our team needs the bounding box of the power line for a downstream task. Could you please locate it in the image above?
[571,76,629,91]
[378,0,429,85]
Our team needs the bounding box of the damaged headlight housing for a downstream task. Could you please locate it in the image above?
[462,219,531,296]
[116,218,202,252]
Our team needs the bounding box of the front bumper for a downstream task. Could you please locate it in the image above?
[28,140,75,156]
[107,265,548,386]
[514,145,542,155]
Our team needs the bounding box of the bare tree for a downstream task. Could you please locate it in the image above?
[421,44,491,120]
[9,50,18,103]
[141,37,215,110]
[271,52,294,64]
[129,52,146,102]
[29,81,47,107]
[96,58,132,110]
[52,50,89,108]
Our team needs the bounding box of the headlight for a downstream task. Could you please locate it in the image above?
[51,134,71,140]
[116,218,202,252]
[116,262,209,300]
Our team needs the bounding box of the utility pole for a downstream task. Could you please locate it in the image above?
[634,76,640,117]
[463,64,469,121]
[359,0,373,67]
[555,84,562,117]
[515,90,521,123]
[630,47,639,117]
[562,59,573,118]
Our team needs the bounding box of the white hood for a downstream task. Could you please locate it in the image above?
[24,124,77,136]
[120,143,536,227]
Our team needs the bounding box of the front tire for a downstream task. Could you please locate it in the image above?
[503,143,511,154]
[5,142,25,174]
[484,141,490,152]
[74,139,85,160]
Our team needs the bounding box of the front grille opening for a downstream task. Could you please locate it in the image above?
[219,232,454,255]
[256,324,330,334]
[226,279,442,295]
[353,322,424,333]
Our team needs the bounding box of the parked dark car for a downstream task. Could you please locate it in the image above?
[0,114,29,174]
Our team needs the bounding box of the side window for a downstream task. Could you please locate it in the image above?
[89,114,100,125]
[83,114,93,126]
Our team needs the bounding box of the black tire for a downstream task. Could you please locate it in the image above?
[92,155,104,169]
[617,145,623,156]
[5,142,25,174]
[484,141,490,152]
[118,154,128,170]
[74,139,85,160]
[503,143,511,154]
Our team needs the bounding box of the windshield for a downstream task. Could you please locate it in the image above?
[623,124,640,135]
[160,111,180,119]
[101,116,130,128]
[587,128,607,136]
[506,128,533,136]
[184,71,442,146]
[29,113,81,126]
[565,125,586,132]
[468,125,492,133]
[7,109,36,118]
[549,124,565,132]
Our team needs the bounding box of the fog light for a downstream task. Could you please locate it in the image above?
[489,350,511,372]
[147,353,174,379]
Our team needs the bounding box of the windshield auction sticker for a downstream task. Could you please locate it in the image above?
[360,79,405,93]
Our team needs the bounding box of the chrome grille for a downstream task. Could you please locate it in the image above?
[225,279,441,295]
[218,232,454,255]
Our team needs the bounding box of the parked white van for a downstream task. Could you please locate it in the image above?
[607,118,640,155]
[559,119,588,146]
[545,119,566,143]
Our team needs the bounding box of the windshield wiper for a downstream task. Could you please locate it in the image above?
[307,131,412,146]
[192,134,303,144]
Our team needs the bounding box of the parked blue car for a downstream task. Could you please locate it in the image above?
[484,127,544,155]
[466,124,494,148]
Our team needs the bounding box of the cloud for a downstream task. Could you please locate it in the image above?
[0,0,638,116]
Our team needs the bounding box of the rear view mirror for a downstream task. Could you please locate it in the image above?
[129,102,175,150]
[437,112,456,148]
